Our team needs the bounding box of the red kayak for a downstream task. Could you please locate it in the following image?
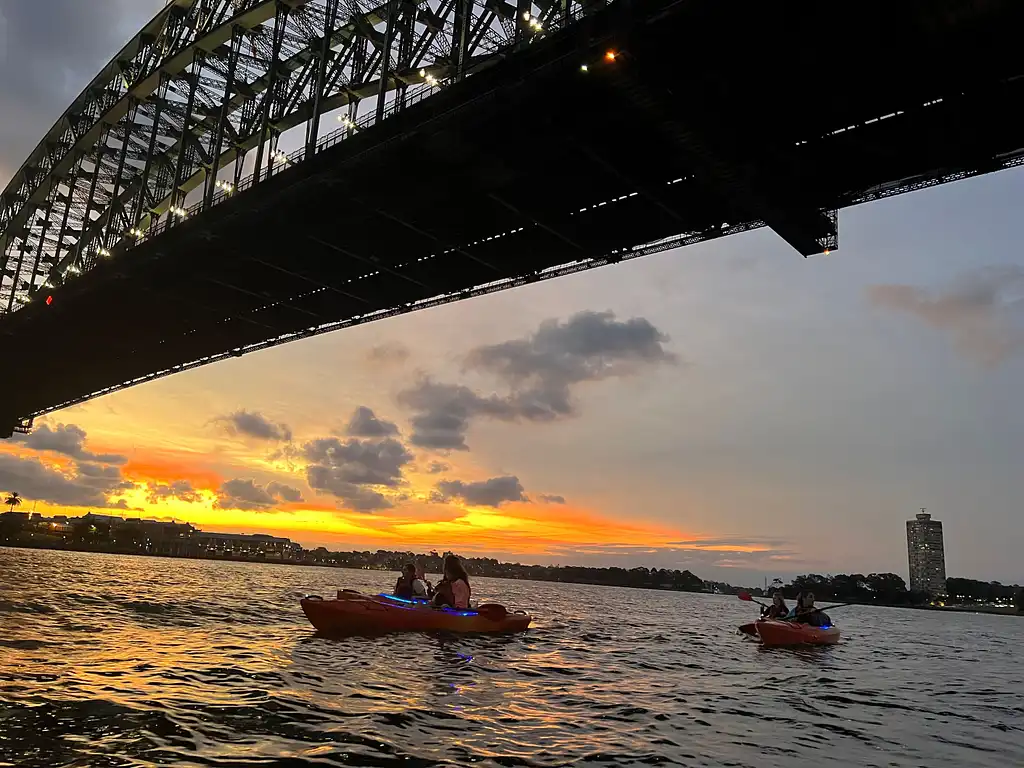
[755,619,840,647]
[300,591,532,635]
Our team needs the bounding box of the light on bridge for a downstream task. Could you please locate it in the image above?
[45,295,53,306]
[580,64,589,72]
[169,206,188,218]
[96,247,111,258]
[605,50,617,61]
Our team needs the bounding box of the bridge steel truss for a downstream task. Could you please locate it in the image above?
[0,0,586,314]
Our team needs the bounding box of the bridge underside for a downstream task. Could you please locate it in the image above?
[3,0,1024,435]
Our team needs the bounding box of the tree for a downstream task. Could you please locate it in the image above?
[1016,589,1023,614]
[4,492,21,514]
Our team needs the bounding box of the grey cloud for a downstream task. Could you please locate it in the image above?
[0,453,129,508]
[342,406,399,438]
[13,423,127,464]
[425,461,450,474]
[301,436,413,512]
[366,342,410,365]
[0,1,164,184]
[867,265,1024,367]
[539,494,566,505]
[146,480,202,505]
[214,478,305,512]
[397,379,516,451]
[435,476,527,508]
[217,410,293,442]
[398,311,676,450]
[267,481,304,503]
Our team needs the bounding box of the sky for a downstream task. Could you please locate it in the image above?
[2,1,1023,585]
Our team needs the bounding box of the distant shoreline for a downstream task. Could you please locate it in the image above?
[3,541,1020,617]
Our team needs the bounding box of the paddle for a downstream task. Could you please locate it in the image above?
[737,591,770,610]
[476,603,508,621]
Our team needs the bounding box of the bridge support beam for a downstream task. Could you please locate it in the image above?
[600,51,837,257]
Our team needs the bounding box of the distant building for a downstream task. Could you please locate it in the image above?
[193,531,300,560]
[907,509,946,595]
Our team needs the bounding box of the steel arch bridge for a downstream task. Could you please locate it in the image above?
[0,0,557,311]
[3,0,1024,437]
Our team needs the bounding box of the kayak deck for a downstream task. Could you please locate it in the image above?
[300,591,532,636]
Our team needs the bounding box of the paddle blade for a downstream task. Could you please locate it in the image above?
[738,622,758,636]
[477,603,508,621]
[738,591,753,602]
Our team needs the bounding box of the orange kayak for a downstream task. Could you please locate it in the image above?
[300,591,532,635]
[755,619,840,647]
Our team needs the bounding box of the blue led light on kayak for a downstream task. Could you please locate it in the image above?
[377,593,478,616]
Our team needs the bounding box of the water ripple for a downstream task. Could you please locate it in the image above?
[1,547,1022,768]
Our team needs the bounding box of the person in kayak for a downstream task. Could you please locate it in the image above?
[761,591,789,619]
[431,554,471,609]
[793,591,831,627]
[394,563,419,600]
[414,558,434,598]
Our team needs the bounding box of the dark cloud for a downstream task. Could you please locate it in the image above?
[0,1,163,184]
[396,379,517,451]
[366,342,411,365]
[146,480,202,505]
[214,478,305,512]
[867,265,1024,367]
[0,453,129,508]
[398,311,675,450]
[266,481,304,503]
[425,461,450,474]
[217,410,293,443]
[435,476,527,507]
[301,436,413,511]
[13,423,127,464]
[538,494,566,505]
[342,406,399,438]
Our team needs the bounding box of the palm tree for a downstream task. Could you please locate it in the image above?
[4,492,21,514]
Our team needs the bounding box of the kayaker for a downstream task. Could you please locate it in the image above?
[794,591,830,627]
[761,592,788,619]
[414,559,433,598]
[431,554,471,609]
[394,563,418,600]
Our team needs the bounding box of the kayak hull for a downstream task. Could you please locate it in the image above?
[755,619,840,647]
[300,592,532,635]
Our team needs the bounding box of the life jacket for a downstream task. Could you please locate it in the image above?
[394,576,414,600]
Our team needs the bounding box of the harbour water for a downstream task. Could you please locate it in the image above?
[1,547,1022,767]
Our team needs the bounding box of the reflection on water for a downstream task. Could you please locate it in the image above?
[1,547,1022,767]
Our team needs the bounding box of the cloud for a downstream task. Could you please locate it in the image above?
[425,461,450,474]
[0,453,130,508]
[13,424,126,464]
[216,410,292,442]
[435,476,528,507]
[301,436,413,512]
[867,266,1024,367]
[214,478,305,512]
[539,494,566,505]
[146,480,202,505]
[342,406,399,438]
[366,342,410,366]
[398,311,676,450]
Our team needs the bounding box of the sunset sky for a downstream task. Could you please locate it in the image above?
[2,1,1023,585]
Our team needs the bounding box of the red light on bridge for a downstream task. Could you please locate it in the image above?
[605,50,617,61]
[45,295,53,306]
